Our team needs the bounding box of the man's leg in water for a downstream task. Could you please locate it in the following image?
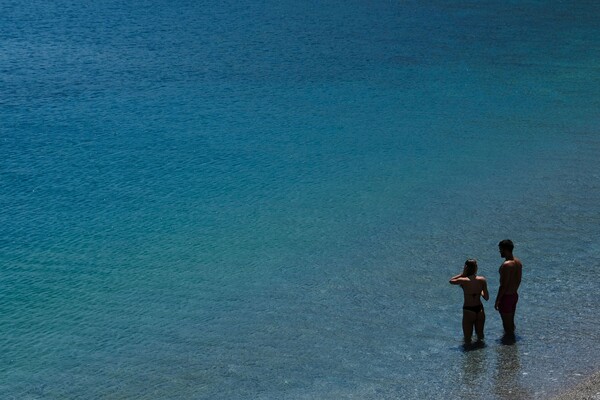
[500,312,515,334]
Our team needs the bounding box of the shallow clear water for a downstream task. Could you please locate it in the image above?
[1,0,599,398]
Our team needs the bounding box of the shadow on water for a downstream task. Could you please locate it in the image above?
[493,335,533,400]
[462,340,487,353]
[499,333,517,346]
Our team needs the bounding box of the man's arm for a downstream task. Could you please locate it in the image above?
[495,263,512,309]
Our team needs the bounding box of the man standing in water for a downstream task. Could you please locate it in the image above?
[495,239,522,334]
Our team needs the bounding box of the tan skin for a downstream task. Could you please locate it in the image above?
[450,263,489,342]
[494,246,522,334]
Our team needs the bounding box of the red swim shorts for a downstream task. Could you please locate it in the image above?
[499,293,519,314]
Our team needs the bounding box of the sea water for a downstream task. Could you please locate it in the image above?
[1,0,599,398]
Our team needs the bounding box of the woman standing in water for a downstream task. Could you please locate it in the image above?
[450,259,489,343]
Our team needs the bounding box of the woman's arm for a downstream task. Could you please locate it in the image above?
[481,278,489,301]
[449,273,466,285]
[450,265,468,285]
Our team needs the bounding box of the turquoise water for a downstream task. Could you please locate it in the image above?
[2,0,599,398]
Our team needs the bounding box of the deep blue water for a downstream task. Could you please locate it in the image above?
[1,0,600,398]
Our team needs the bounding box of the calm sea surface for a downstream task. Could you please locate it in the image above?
[1,0,599,398]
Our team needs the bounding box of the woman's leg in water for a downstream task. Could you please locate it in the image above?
[462,311,476,343]
[475,310,485,341]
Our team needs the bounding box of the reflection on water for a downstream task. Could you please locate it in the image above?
[493,336,532,399]
[448,342,491,400]
[461,342,489,398]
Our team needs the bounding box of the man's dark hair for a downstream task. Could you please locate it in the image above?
[464,259,478,276]
[498,239,514,251]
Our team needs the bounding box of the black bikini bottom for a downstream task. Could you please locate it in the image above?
[463,304,483,313]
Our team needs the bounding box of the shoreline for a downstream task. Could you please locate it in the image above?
[553,371,600,400]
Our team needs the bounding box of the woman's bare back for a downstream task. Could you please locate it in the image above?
[461,276,488,306]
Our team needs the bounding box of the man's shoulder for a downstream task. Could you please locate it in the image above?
[501,259,519,268]
[515,258,523,267]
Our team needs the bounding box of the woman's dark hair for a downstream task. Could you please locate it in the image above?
[464,259,478,276]
[498,239,514,251]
